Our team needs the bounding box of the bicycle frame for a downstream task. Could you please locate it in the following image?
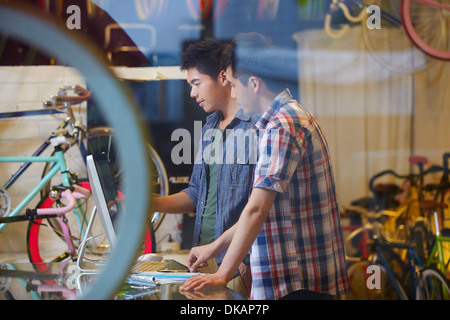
[418,154,450,276]
[0,149,76,232]
[0,147,94,264]
[426,233,450,275]
[374,233,450,300]
[0,83,161,272]
[373,237,423,300]
[0,104,92,254]
[424,210,450,276]
[1,262,77,300]
[0,109,87,191]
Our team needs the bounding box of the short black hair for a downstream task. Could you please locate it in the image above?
[222,40,251,88]
[221,40,236,73]
[222,33,286,94]
[222,32,273,75]
[180,39,227,80]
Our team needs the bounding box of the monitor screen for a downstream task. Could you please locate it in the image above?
[86,153,122,246]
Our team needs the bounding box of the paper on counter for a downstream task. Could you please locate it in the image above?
[128,272,207,285]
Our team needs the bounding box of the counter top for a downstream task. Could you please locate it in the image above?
[0,262,246,300]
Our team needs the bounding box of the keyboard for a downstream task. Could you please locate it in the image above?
[130,260,169,273]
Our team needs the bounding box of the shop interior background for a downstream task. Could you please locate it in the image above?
[0,0,448,255]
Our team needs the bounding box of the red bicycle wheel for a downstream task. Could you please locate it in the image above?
[27,181,92,272]
[27,180,156,269]
[401,0,450,61]
[27,196,55,273]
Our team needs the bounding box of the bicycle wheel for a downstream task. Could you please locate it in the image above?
[410,220,435,262]
[344,261,408,299]
[42,126,167,231]
[401,0,450,61]
[416,267,450,299]
[0,3,151,300]
[361,0,434,74]
[26,185,92,270]
[32,127,118,263]
[84,127,168,231]
[28,139,168,265]
[344,225,373,263]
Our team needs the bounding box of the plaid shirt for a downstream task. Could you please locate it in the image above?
[250,89,349,300]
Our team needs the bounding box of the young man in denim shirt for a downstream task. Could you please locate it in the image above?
[152,40,259,296]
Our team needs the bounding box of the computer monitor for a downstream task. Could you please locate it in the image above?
[86,153,121,246]
[81,154,189,274]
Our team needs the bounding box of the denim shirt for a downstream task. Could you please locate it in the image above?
[181,108,259,265]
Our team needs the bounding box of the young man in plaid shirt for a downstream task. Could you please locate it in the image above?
[180,34,349,300]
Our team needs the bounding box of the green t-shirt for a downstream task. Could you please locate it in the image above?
[199,127,224,246]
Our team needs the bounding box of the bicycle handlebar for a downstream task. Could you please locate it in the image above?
[369,169,408,195]
[49,117,85,147]
[35,185,90,216]
[424,181,450,192]
[43,85,91,107]
[324,0,366,39]
[368,165,446,195]
[343,205,385,220]
[444,153,450,172]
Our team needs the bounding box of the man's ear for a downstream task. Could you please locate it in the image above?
[218,70,228,86]
[249,76,260,93]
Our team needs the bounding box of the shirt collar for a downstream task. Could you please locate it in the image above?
[254,88,292,130]
[205,107,252,126]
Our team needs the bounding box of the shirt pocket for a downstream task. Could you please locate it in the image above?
[226,164,252,187]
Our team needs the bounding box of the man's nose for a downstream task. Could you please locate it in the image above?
[190,86,197,98]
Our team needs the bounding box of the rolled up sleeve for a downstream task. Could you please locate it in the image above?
[253,127,301,193]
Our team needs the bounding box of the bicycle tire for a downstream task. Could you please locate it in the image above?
[33,126,167,262]
[84,127,168,231]
[27,127,169,265]
[40,126,115,198]
[344,224,373,263]
[0,3,152,299]
[401,0,450,61]
[410,219,434,263]
[84,127,169,231]
[36,127,119,261]
[27,184,90,270]
[26,184,156,268]
[416,267,450,299]
[344,261,408,299]
[41,126,167,232]
[28,143,167,266]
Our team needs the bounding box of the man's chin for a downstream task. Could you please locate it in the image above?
[242,106,256,115]
[202,105,216,113]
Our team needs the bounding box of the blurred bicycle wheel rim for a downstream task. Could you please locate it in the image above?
[0,3,152,300]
